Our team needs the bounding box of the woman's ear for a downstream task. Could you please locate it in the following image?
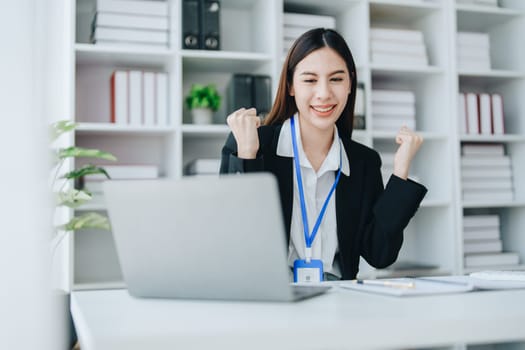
[289,83,295,96]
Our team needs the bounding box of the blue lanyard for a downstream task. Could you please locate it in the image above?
[290,116,342,254]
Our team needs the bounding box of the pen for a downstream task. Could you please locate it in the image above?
[353,279,415,289]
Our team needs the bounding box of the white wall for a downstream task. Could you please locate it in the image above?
[0,1,63,349]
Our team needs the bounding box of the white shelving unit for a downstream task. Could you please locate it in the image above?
[69,0,525,295]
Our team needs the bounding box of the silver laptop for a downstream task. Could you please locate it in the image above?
[103,173,329,302]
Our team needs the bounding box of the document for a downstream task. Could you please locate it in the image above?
[340,277,474,297]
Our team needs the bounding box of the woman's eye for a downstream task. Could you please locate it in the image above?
[331,77,344,82]
[303,79,316,83]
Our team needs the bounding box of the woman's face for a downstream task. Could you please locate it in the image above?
[290,47,351,133]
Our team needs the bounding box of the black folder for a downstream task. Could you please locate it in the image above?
[182,0,200,49]
[200,0,220,50]
[228,74,254,112]
[252,75,272,116]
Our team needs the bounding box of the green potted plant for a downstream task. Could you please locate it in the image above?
[185,84,221,124]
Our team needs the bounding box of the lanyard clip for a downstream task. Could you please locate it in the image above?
[305,247,312,263]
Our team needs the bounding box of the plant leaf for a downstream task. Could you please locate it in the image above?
[62,164,111,180]
[58,146,117,161]
[57,188,92,208]
[50,120,77,142]
[60,212,111,231]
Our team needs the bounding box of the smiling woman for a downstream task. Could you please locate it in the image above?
[220,28,427,283]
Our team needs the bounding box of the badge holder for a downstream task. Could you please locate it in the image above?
[294,250,323,283]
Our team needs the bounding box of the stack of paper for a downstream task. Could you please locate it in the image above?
[372,89,416,132]
[457,32,491,71]
[461,144,514,202]
[370,28,428,66]
[90,0,170,49]
[283,13,336,57]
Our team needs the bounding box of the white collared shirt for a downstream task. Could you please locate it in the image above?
[276,116,350,276]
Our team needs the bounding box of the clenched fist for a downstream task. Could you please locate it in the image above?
[226,108,261,159]
[393,126,423,180]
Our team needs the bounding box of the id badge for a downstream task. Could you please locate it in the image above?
[293,259,323,283]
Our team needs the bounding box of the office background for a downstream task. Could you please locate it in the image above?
[69,0,525,291]
[2,0,525,349]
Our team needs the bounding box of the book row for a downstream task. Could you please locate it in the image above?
[458,92,505,135]
[110,70,169,126]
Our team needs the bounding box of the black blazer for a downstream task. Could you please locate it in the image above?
[220,124,427,280]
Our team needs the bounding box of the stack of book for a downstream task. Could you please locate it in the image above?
[110,70,169,126]
[82,164,160,204]
[282,12,336,56]
[457,32,491,71]
[370,28,428,66]
[184,158,221,177]
[458,92,505,135]
[372,89,416,132]
[463,214,520,268]
[90,0,170,49]
[461,143,514,202]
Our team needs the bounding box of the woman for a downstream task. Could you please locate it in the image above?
[220,28,427,281]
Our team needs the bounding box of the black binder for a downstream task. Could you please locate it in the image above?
[252,75,272,116]
[182,0,200,49]
[200,0,220,50]
[228,74,253,112]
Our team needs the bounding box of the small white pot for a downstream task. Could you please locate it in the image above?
[191,108,213,124]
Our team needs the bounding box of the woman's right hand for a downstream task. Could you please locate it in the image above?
[226,107,261,159]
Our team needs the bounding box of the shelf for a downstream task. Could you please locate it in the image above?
[458,69,525,85]
[370,64,444,78]
[456,4,523,32]
[372,131,448,140]
[73,280,126,291]
[370,0,442,23]
[182,50,273,73]
[181,124,230,137]
[459,134,525,142]
[75,43,174,66]
[462,201,525,209]
[463,264,525,275]
[284,0,361,15]
[76,123,175,135]
[420,198,451,207]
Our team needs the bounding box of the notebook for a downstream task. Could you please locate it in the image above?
[103,173,330,302]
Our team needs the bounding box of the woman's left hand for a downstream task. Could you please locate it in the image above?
[393,126,423,180]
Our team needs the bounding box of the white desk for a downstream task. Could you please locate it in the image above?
[71,286,525,350]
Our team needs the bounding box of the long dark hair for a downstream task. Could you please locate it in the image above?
[264,28,357,138]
